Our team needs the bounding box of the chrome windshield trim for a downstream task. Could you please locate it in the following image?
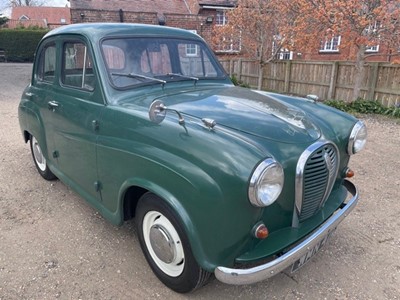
[214,180,358,285]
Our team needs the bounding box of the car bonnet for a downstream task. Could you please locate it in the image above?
[155,86,321,144]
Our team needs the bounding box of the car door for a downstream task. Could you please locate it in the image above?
[51,38,105,205]
[29,40,59,170]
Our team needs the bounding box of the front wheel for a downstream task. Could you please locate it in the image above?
[30,135,56,180]
[135,193,211,293]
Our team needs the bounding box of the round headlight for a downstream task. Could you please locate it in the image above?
[248,158,284,207]
[347,121,367,155]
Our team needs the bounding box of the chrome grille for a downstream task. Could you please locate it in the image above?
[294,142,339,225]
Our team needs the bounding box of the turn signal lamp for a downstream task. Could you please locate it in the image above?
[345,168,354,178]
[253,223,269,239]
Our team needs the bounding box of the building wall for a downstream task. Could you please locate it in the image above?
[184,0,201,14]
[71,9,158,25]
[71,9,216,48]
[303,44,396,63]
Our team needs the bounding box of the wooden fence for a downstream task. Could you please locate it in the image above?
[219,59,400,107]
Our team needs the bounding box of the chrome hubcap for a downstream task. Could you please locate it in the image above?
[32,137,46,171]
[149,224,176,263]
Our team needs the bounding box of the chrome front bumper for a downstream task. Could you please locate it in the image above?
[215,180,358,285]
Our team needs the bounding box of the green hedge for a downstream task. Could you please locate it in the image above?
[0,29,48,62]
[324,99,400,118]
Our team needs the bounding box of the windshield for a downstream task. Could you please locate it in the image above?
[101,37,226,89]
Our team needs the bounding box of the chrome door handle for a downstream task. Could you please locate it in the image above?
[48,101,59,111]
[47,101,58,110]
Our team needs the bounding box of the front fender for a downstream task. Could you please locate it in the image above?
[96,109,268,271]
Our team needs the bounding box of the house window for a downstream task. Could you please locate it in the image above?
[61,18,66,23]
[216,10,228,26]
[365,22,380,53]
[186,30,198,56]
[320,36,341,52]
[186,44,198,56]
[215,36,241,53]
[278,50,293,60]
[365,45,379,52]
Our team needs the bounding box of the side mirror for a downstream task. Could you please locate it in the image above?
[149,100,185,125]
[149,100,167,124]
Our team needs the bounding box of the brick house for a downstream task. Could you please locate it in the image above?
[8,6,70,29]
[299,36,395,63]
[69,0,236,53]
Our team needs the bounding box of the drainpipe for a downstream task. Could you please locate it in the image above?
[119,9,124,23]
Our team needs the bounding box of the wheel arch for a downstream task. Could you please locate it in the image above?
[19,103,51,160]
[23,130,31,143]
[119,179,213,272]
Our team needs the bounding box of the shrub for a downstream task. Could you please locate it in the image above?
[231,75,251,88]
[324,99,400,118]
[0,29,48,62]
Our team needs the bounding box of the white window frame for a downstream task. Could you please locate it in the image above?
[215,35,241,54]
[278,50,293,60]
[365,45,380,53]
[320,36,341,52]
[365,21,380,53]
[186,30,198,56]
[215,10,228,26]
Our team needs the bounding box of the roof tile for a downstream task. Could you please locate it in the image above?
[70,0,191,14]
[11,6,71,24]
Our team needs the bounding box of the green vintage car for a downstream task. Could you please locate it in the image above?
[18,23,367,293]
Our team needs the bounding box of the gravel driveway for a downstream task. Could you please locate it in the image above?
[0,63,399,299]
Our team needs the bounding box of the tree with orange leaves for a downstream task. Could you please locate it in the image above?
[292,0,400,101]
[215,0,400,100]
[213,0,293,90]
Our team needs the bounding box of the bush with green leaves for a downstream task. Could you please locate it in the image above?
[0,29,48,62]
[231,75,251,88]
[324,99,400,118]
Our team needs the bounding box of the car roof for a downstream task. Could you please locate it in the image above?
[44,23,202,42]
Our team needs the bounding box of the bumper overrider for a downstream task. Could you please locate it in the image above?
[215,180,358,285]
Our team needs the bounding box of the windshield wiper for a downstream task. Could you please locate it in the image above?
[167,73,199,82]
[112,72,166,84]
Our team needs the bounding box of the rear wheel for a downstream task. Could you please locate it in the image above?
[30,135,56,180]
[135,193,211,293]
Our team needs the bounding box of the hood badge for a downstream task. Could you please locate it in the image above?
[202,118,217,130]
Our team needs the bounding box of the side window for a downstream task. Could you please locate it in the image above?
[37,44,56,82]
[62,42,95,91]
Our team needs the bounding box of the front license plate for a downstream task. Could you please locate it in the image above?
[291,227,336,273]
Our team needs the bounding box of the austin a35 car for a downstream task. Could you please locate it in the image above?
[18,23,367,293]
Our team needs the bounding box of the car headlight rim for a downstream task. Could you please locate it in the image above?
[347,121,367,155]
[248,158,284,207]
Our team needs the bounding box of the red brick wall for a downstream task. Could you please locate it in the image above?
[71,9,216,48]
[301,44,393,63]
[184,0,201,14]
[71,9,158,24]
